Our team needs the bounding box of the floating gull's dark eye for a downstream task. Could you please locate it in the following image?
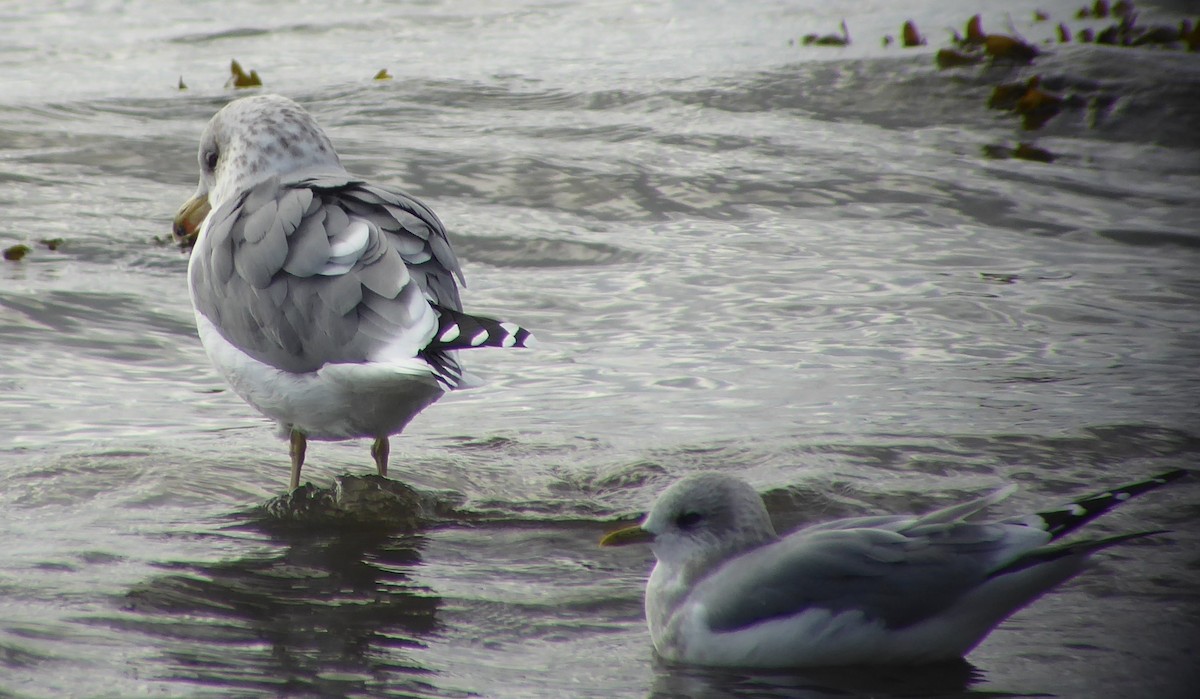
[676,511,703,530]
[203,148,218,172]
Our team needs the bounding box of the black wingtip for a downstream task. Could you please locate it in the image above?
[426,305,535,353]
[1033,469,1190,541]
[988,528,1172,580]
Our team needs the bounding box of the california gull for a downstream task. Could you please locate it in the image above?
[173,94,532,490]
[601,469,1187,667]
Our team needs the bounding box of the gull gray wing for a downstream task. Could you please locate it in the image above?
[716,475,1190,634]
[189,172,461,377]
[329,179,464,311]
[799,487,1017,536]
[699,521,1048,633]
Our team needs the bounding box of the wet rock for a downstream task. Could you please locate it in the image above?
[258,474,455,530]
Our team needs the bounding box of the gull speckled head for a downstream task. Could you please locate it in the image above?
[602,472,778,568]
[173,95,344,246]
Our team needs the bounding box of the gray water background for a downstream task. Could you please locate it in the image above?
[1,0,1199,697]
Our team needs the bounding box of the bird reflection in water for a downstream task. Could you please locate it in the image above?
[120,524,438,696]
[650,659,985,698]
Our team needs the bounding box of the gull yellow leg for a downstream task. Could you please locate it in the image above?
[289,429,307,490]
[371,436,390,478]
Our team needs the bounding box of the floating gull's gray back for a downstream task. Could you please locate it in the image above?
[602,469,1189,667]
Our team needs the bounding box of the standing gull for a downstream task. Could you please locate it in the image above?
[173,95,532,490]
[601,470,1188,667]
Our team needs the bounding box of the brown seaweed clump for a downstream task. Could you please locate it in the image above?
[989,76,1040,111]
[963,14,986,46]
[943,15,1038,66]
[3,244,31,261]
[1061,1,1198,49]
[1013,143,1056,162]
[800,20,850,47]
[258,475,457,530]
[1015,82,1064,130]
[936,48,984,68]
[902,20,926,47]
[983,33,1040,64]
[227,59,263,89]
[988,76,1064,130]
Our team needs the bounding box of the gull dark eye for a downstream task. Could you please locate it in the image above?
[676,511,703,530]
[202,148,219,172]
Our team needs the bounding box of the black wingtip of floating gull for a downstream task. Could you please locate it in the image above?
[1015,469,1190,541]
[426,305,535,353]
[988,528,1172,580]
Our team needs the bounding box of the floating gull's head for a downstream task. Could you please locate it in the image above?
[602,472,778,572]
[173,94,343,247]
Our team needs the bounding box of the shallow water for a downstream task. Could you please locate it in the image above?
[2,0,1199,697]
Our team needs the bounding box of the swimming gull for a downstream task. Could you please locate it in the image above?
[173,94,532,490]
[601,469,1188,667]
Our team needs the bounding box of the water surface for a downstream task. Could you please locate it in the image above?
[2,1,1199,697]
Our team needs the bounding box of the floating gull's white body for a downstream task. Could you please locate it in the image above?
[173,95,532,490]
[601,470,1188,667]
